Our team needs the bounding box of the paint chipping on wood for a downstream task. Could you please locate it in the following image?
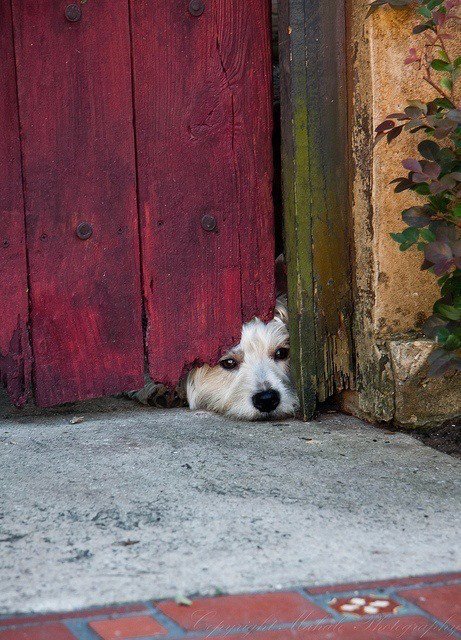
[0,0,31,406]
[0,320,31,407]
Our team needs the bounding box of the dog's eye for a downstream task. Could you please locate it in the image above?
[274,347,289,361]
[220,357,239,371]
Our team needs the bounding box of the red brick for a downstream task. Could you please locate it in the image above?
[0,624,76,640]
[0,604,148,629]
[89,615,167,640]
[307,573,461,595]
[208,615,454,639]
[398,584,461,632]
[156,592,329,631]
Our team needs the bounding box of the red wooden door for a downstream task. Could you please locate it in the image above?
[131,0,274,385]
[11,0,145,406]
[1,0,274,407]
[0,0,31,406]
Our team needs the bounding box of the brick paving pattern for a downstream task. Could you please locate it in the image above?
[0,573,459,639]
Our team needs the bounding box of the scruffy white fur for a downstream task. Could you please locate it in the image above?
[187,300,299,420]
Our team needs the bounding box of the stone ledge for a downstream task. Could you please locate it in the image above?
[340,338,460,429]
[388,338,460,429]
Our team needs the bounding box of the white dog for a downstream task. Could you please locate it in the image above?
[186,298,299,420]
[128,259,299,420]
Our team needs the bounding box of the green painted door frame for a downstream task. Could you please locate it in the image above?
[278,0,354,419]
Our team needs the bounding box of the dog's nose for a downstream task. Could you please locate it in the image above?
[252,389,281,413]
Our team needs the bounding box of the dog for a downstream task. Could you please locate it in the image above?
[128,258,299,420]
[186,297,299,420]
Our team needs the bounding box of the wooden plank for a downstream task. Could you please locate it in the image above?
[12,0,144,406]
[305,0,353,401]
[0,0,31,406]
[130,0,275,385]
[279,0,353,418]
[279,0,317,419]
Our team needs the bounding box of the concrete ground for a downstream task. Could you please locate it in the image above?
[0,395,459,615]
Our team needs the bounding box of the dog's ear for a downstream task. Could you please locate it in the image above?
[275,254,287,297]
[274,297,289,325]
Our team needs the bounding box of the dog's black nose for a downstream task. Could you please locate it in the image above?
[252,389,281,413]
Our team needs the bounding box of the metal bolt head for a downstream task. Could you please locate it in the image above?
[65,3,82,22]
[201,214,217,232]
[189,0,205,16]
[76,222,93,240]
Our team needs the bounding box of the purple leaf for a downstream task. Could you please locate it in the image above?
[404,48,420,64]
[429,180,447,195]
[402,207,432,227]
[447,109,461,123]
[387,112,409,120]
[404,105,423,118]
[402,158,422,172]
[433,260,454,276]
[375,119,395,133]
[424,241,453,264]
[412,172,428,184]
[421,161,441,180]
[435,225,457,242]
[433,10,447,25]
[387,125,404,143]
[418,140,440,161]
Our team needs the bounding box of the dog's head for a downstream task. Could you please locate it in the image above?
[187,299,299,420]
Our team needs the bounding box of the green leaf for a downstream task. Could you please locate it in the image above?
[415,183,431,195]
[420,228,436,242]
[436,304,461,321]
[444,334,461,351]
[419,5,432,17]
[400,241,415,251]
[437,50,450,63]
[436,326,451,343]
[453,203,461,218]
[432,97,455,109]
[431,59,451,72]
[453,56,461,69]
[402,227,420,243]
[440,77,453,92]
[441,273,461,296]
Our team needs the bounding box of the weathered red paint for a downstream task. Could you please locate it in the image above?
[130,0,275,385]
[11,0,144,406]
[0,0,31,406]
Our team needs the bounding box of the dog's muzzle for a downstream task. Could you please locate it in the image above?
[252,389,281,414]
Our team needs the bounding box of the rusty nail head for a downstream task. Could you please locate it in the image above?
[189,0,205,16]
[76,222,93,240]
[201,214,217,232]
[65,4,82,22]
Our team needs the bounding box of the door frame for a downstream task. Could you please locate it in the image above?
[278,0,354,419]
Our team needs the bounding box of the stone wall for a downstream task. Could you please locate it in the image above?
[345,1,460,427]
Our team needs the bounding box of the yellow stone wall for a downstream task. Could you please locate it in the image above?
[370,7,440,336]
[347,1,460,424]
